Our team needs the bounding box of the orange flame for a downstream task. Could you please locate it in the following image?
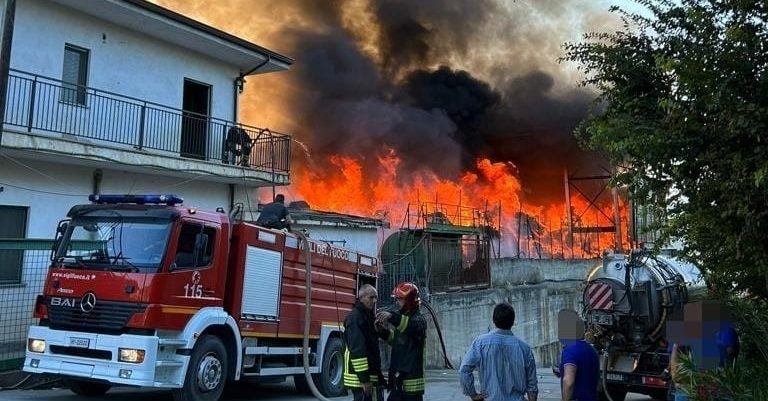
[276,148,629,258]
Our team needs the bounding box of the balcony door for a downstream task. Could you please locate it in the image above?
[181,79,211,159]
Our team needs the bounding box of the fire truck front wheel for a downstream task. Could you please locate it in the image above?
[66,379,111,396]
[173,335,228,401]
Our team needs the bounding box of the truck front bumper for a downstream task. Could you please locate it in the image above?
[23,325,187,388]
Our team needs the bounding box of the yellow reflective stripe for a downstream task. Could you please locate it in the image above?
[404,386,425,391]
[350,357,369,372]
[344,349,369,372]
[396,314,409,332]
[344,348,350,368]
[343,348,379,388]
[343,349,358,387]
[387,329,395,344]
[344,373,362,387]
[344,348,362,387]
[343,375,379,387]
[403,377,425,392]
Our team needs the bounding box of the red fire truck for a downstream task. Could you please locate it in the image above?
[24,194,379,401]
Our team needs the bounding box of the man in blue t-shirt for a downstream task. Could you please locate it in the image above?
[717,320,739,368]
[668,301,741,401]
[556,310,599,401]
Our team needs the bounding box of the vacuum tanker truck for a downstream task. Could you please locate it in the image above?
[583,249,705,401]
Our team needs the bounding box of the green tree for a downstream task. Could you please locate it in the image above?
[564,0,768,298]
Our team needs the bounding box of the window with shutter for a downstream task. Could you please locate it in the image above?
[61,44,89,105]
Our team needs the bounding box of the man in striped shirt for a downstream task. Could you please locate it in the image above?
[459,303,539,401]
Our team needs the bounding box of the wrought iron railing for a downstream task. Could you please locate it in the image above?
[2,69,291,173]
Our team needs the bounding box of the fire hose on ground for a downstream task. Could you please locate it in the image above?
[600,350,616,401]
[420,299,454,369]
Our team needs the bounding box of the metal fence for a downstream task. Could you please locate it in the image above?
[506,211,630,259]
[427,235,490,293]
[0,240,51,371]
[379,232,491,308]
[4,69,291,173]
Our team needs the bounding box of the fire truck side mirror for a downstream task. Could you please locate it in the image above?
[51,220,69,261]
[56,220,68,236]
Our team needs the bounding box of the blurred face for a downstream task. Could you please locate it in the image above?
[396,297,406,309]
[360,289,378,311]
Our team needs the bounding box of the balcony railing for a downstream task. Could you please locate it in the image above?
[2,69,291,174]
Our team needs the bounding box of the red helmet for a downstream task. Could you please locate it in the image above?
[392,282,420,311]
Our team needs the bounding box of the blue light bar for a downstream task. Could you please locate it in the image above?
[88,194,184,206]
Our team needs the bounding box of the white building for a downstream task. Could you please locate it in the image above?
[0,0,293,363]
[1,0,293,269]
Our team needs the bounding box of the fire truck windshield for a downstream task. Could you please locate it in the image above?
[56,216,172,273]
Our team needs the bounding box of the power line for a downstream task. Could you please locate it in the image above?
[0,181,86,197]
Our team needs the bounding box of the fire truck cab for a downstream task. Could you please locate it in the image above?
[24,194,378,401]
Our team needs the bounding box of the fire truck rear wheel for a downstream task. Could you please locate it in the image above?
[649,388,669,401]
[66,379,111,396]
[316,337,345,397]
[173,335,228,401]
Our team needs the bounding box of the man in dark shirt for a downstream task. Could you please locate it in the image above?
[344,284,384,401]
[255,194,290,230]
[556,309,598,401]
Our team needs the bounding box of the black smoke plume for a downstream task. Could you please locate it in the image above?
[251,0,609,202]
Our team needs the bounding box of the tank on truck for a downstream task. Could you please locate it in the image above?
[584,248,704,401]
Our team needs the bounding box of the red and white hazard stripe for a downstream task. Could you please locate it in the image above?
[588,282,614,310]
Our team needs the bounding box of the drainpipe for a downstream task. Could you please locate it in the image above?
[232,54,271,208]
[92,169,103,196]
[228,183,235,214]
[232,54,271,123]
[0,0,17,146]
[233,76,244,123]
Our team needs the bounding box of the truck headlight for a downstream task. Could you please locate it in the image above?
[118,348,146,363]
[28,339,46,353]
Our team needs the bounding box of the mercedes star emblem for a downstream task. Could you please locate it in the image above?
[80,292,97,313]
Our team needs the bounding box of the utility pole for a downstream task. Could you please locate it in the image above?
[0,0,17,146]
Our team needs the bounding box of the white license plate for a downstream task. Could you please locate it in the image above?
[606,373,626,382]
[69,337,90,348]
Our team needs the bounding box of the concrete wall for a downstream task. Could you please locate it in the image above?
[424,258,597,368]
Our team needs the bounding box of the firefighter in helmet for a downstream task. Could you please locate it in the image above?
[376,282,427,401]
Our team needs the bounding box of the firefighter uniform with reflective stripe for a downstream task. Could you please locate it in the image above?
[381,308,427,400]
[344,301,383,400]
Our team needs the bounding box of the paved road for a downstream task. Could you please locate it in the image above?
[1,369,654,401]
